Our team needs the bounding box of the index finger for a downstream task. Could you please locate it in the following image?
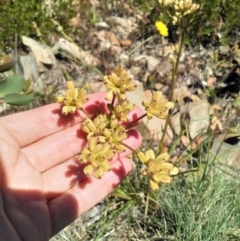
[0,92,108,147]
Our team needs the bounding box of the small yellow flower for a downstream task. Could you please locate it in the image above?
[113,101,135,121]
[81,114,108,140]
[142,91,174,119]
[79,137,115,179]
[137,149,179,191]
[155,21,169,37]
[56,81,88,115]
[102,115,127,152]
[103,66,136,101]
[102,126,127,152]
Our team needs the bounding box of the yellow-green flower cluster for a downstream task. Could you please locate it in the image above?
[103,66,136,101]
[174,0,200,13]
[173,0,200,24]
[79,137,114,179]
[158,0,200,25]
[142,91,174,119]
[56,67,178,185]
[56,81,88,115]
[56,67,137,179]
[137,149,179,191]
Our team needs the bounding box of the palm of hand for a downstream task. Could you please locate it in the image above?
[0,93,141,241]
[1,133,52,240]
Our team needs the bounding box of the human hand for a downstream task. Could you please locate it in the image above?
[0,92,142,241]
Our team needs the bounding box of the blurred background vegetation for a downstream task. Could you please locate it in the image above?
[0,0,239,51]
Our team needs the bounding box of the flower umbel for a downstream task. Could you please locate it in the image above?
[142,91,174,119]
[113,101,134,121]
[102,115,127,152]
[137,149,179,191]
[103,66,136,101]
[56,81,88,115]
[155,21,169,37]
[79,137,115,179]
[81,114,109,140]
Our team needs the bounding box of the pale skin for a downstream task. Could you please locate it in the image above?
[0,92,142,241]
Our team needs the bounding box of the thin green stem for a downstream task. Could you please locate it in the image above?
[121,142,136,153]
[81,108,91,119]
[111,95,116,107]
[126,113,147,130]
[158,29,185,154]
[128,36,153,56]
[144,191,150,218]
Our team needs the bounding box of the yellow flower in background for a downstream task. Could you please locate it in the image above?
[56,81,88,115]
[137,149,179,191]
[155,21,169,37]
[142,91,174,119]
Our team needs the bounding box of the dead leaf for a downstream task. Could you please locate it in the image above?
[120,39,132,46]
[22,36,57,71]
[190,94,200,102]
[108,16,136,39]
[95,30,121,54]
[207,76,216,87]
[0,54,15,72]
[53,38,100,66]
[181,135,190,147]
[90,0,99,7]
[210,104,223,111]
[144,90,152,101]
[70,13,81,28]
[158,45,174,57]
[211,116,223,132]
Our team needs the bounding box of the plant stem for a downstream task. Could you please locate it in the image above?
[126,113,147,130]
[121,142,136,153]
[158,29,185,154]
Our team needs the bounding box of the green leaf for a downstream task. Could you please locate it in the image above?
[0,75,24,98]
[3,93,34,105]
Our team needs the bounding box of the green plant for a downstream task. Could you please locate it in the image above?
[0,54,34,105]
[0,0,76,49]
[155,0,240,45]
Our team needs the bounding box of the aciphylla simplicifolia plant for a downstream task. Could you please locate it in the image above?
[56,66,179,192]
[54,0,202,193]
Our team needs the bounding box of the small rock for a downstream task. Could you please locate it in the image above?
[133,55,147,66]
[130,66,142,76]
[108,16,136,39]
[53,38,100,66]
[145,56,159,72]
[171,112,181,135]
[180,99,210,139]
[120,39,132,46]
[95,22,110,30]
[95,30,121,54]
[211,135,240,170]
[219,46,231,55]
